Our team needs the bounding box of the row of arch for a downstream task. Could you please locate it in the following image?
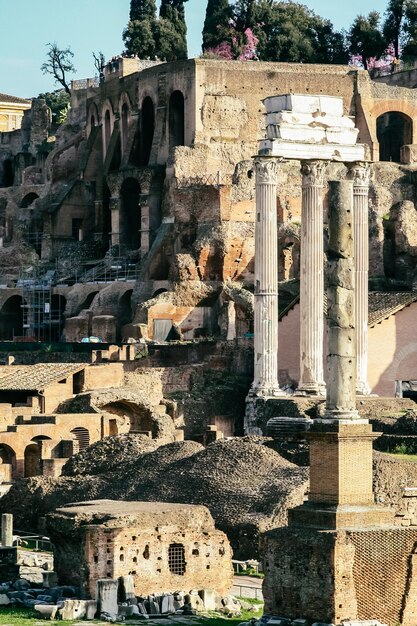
[90,90,185,166]
[0,427,90,478]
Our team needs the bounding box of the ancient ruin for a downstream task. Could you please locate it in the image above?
[3,42,417,625]
[46,499,233,599]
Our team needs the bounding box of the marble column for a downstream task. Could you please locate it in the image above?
[250,157,284,397]
[348,162,371,395]
[297,160,326,395]
[324,180,360,421]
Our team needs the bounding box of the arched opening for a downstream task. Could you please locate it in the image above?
[0,295,23,339]
[120,178,141,250]
[118,289,133,334]
[70,427,90,452]
[152,288,168,298]
[20,193,39,209]
[24,443,41,478]
[377,111,412,162]
[103,183,112,251]
[0,444,16,478]
[169,91,185,150]
[121,103,129,156]
[104,110,111,153]
[50,294,66,341]
[1,159,14,188]
[78,291,99,314]
[141,97,155,165]
[90,115,96,129]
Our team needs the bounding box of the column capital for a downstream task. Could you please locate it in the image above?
[301,160,327,187]
[347,161,371,187]
[254,157,279,184]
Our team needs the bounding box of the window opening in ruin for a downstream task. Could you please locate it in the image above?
[168,543,186,576]
[0,295,23,340]
[24,443,41,478]
[20,193,39,209]
[73,370,84,395]
[102,184,112,251]
[121,103,129,157]
[169,91,185,150]
[70,427,90,450]
[377,111,412,162]
[0,444,16,475]
[72,218,83,241]
[2,159,14,187]
[143,545,150,559]
[117,290,133,340]
[141,97,155,165]
[153,319,174,341]
[120,178,141,251]
[104,110,111,152]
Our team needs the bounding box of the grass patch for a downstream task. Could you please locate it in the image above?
[387,453,417,462]
[0,606,77,624]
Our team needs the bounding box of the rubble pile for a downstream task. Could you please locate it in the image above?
[61,434,160,477]
[0,574,249,622]
[0,438,308,558]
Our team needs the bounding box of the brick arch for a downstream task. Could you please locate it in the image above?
[102,98,115,156]
[87,102,100,137]
[370,99,417,121]
[368,100,417,162]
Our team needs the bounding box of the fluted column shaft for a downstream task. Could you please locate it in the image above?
[349,163,371,395]
[251,157,283,397]
[298,160,326,395]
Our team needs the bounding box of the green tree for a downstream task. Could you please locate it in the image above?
[348,12,386,69]
[202,0,231,51]
[40,43,76,95]
[253,1,348,64]
[383,0,405,59]
[157,0,189,60]
[123,0,158,58]
[37,89,70,127]
[401,0,417,61]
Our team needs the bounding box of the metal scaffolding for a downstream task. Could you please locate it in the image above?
[17,269,64,341]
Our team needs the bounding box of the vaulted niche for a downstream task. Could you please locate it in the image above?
[169,91,185,150]
[141,97,155,165]
[377,111,412,162]
[120,178,141,250]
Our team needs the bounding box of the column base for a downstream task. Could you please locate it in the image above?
[356,381,373,396]
[318,409,364,423]
[295,382,326,396]
[288,501,395,530]
[248,385,286,399]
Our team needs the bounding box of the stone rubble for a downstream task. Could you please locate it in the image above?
[0,572,246,621]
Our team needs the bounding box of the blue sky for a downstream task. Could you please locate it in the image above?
[1,0,388,99]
